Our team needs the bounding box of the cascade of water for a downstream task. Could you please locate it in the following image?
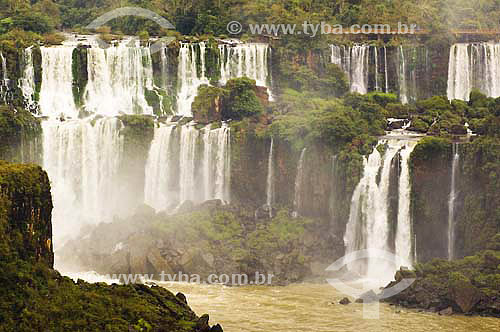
[447,44,471,101]
[446,43,500,101]
[19,47,37,111]
[399,46,409,104]
[144,123,175,211]
[384,46,389,93]
[42,117,123,248]
[374,47,380,91]
[39,46,78,118]
[219,43,270,88]
[448,143,460,260]
[344,139,418,279]
[266,138,275,212]
[0,51,9,102]
[350,45,369,94]
[84,40,154,116]
[395,141,418,268]
[144,122,231,211]
[177,42,210,117]
[293,148,307,217]
[331,45,342,66]
[160,44,169,89]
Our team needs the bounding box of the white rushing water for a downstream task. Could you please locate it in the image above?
[177,42,210,117]
[447,42,500,101]
[330,44,374,95]
[144,122,231,211]
[448,143,460,260]
[42,117,123,248]
[39,46,78,118]
[293,148,307,217]
[84,40,155,116]
[266,138,275,211]
[344,138,419,279]
[350,45,369,94]
[19,47,37,111]
[384,46,389,93]
[394,140,418,267]
[219,42,270,88]
[0,51,9,102]
[398,46,409,104]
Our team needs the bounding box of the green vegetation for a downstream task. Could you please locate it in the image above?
[0,105,41,162]
[0,160,214,331]
[192,77,265,123]
[385,234,500,316]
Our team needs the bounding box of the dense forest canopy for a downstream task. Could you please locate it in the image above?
[1,0,499,38]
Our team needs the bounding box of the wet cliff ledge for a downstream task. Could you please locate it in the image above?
[383,234,500,317]
[0,161,222,332]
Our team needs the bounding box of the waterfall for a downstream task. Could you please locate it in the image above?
[266,137,275,211]
[330,44,369,94]
[19,47,37,111]
[374,47,380,91]
[448,143,460,260]
[144,124,175,211]
[177,42,209,117]
[42,117,123,248]
[447,44,471,101]
[144,121,231,211]
[84,40,154,116]
[292,148,307,217]
[0,51,10,102]
[395,141,418,267]
[219,43,270,88]
[344,138,419,279]
[384,46,389,93]
[350,45,369,94]
[160,45,169,89]
[399,46,408,104]
[447,43,500,101]
[39,46,78,118]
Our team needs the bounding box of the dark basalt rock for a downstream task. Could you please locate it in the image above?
[176,292,188,304]
[355,290,378,304]
[339,297,351,305]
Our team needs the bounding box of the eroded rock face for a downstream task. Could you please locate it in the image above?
[450,279,483,313]
[59,202,345,285]
[0,161,53,267]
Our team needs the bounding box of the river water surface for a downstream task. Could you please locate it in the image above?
[159,282,499,332]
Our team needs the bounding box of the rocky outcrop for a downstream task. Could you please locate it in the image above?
[0,161,53,266]
[0,161,223,331]
[59,203,344,285]
[383,240,500,317]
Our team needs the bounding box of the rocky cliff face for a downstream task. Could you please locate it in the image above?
[0,162,223,332]
[0,161,53,266]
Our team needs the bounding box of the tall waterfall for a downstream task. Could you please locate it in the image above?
[330,44,373,95]
[39,46,78,118]
[0,52,9,102]
[448,143,460,260]
[398,46,409,104]
[177,42,209,117]
[395,140,418,267]
[266,137,275,210]
[144,122,231,211]
[219,43,270,88]
[344,138,419,279]
[384,46,389,93]
[19,47,37,111]
[447,42,500,101]
[350,45,369,94]
[84,40,155,116]
[42,117,123,247]
[293,148,307,217]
